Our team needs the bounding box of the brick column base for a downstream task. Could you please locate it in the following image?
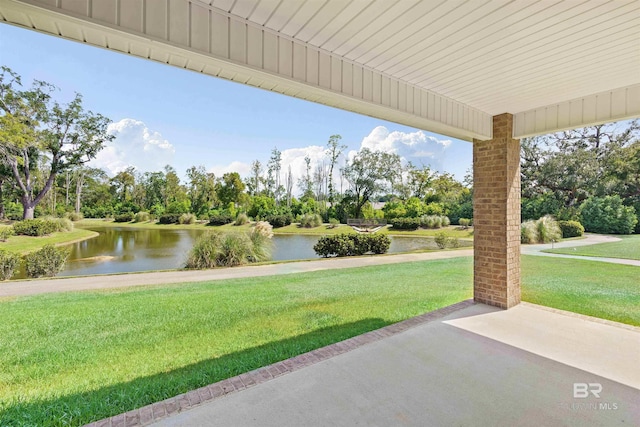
[473,113,521,309]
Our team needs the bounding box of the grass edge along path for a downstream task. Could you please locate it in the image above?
[542,234,640,261]
[1,255,638,425]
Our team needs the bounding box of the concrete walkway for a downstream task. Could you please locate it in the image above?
[0,249,472,297]
[522,234,640,267]
[89,301,640,427]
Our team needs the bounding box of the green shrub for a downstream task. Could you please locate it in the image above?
[53,217,74,232]
[208,214,233,226]
[0,250,20,281]
[459,218,471,229]
[434,232,447,249]
[313,233,390,257]
[159,214,181,224]
[327,218,340,229]
[12,219,58,236]
[114,213,134,223]
[0,227,15,242]
[558,220,585,238]
[580,195,637,234]
[179,213,196,225]
[265,214,293,228]
[300,213,323,228]
[24,244,69,278]
[389,218,421,230]
[134,211,151,223]
[432,232,460,249]
[234,213,250,226]
[368,234,391,254]
[446,237,460,248]
[65,212,84,222]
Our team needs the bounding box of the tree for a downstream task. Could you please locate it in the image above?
[521,121,639,208]
[216,172,246,207]
[285,165,293,207]
[298,155,314,200]
[186,165,216,217]
[325,134,346,204]
[110,166,136,203]
[266,147,282,201]
[0,67,113,219]
[406,163,435,199]
[247,160,263,196]
[343,148,395,218]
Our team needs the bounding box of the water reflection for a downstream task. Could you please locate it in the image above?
[35,226,470,278]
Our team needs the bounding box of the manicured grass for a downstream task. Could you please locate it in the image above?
[1,255,637,425]
[0,228,98,254]
[522,255,640,326]
[543,234,640,260]
[0,259,473,426]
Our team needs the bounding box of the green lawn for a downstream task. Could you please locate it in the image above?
[0,255,637,426]
[0,259,473,426]
[0,228,98,254]
[543,234,640,260]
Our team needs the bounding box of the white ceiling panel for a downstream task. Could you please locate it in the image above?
[1,0,638,140]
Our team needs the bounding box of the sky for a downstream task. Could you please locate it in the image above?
[0,23,473,192]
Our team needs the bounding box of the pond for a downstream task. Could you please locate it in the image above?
[21,226,471,278]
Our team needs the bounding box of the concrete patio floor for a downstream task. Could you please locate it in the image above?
[96,301,639,427]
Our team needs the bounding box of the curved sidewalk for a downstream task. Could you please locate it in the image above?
[0,249,473,298]
[521,234,640,267]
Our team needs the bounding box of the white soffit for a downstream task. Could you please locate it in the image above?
[1,0,639,141]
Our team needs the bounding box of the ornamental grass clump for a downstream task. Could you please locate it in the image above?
[536,215,562,243]
[185,222,273,269]
[521,216,562,244]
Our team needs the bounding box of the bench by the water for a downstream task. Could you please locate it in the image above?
[347,218,387,233]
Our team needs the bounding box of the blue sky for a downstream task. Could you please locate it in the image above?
[0,23,472,188]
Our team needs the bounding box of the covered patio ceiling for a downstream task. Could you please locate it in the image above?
[1,0,639,141]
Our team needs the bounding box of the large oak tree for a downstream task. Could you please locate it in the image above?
[0,67,113,219]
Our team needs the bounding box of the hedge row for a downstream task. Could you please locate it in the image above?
[0,245,69,280]
[313,233,390,257]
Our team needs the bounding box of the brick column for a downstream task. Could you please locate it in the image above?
[473,113,521,309]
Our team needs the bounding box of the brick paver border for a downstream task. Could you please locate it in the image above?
[85,299,475,427]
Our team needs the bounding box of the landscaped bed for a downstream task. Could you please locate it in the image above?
[0,255,637,425]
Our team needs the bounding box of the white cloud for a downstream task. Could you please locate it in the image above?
[359,126,452,170]
[201,126,456,196]
[89,118,175,175]
[208,161,252,177]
